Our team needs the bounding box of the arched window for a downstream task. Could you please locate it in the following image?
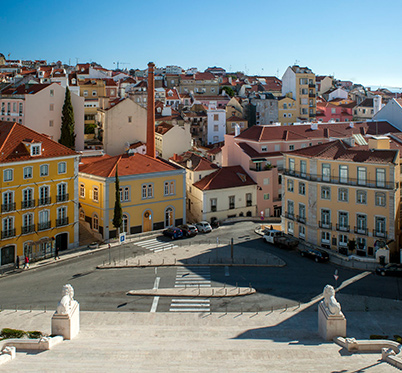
[93,214,99,231]
[122,214,128,233]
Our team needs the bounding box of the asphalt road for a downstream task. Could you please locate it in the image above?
[0,222,401,312]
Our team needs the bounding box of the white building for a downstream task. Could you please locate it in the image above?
[372,98,402,131]
[206,102,226,145]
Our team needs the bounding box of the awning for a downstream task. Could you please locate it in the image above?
[252,158,266,163]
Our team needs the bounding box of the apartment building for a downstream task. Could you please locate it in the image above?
[282,65,316,122]
[0,121,79,268]
[282,138,400,262]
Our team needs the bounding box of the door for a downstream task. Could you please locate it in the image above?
[143,210,152,232]
[56,233,68,251]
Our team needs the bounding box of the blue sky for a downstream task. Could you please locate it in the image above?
[2,0,401,88]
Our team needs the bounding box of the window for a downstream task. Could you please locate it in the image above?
[229,195,235,209]
[263,193,270,200]
[22,213,34,234]
[92,90,97,96]
[357,167,366,186]
[49,104,54,111]
[57,206,68,226]
[120,186,130,202]
[39,185,50,205]
[50,89,54,97]
[300,160,307,177]
[142,184,153,199]
[246,193,252,206]
[283,103,287,109]
[322,163,331,181]
[128,116,132,123]
[356,190,367,204]
[288,158,295,173]
[287,221,294,235]
[213,114,219,121]
[299,225,305,239]
[49,120,54,127]
[57,183,67,202]
[357,237,367,252]
[214,125,219,131]
[23,166,33,179]
[331,108,336,114]
[22,188,33,208]
[79,183,85,198]
[2,191,14,212]
[287,179,294,192]
[2,216,14,238]
[84,90,88,97]
[338,211,349,230]
[339,165,348,183]
[299,182,306,195]
[58,162,67,174]
[261,146,267,152]
[376,168,386,188]
[298,203,306,220]
[274,145,280,151]
[321,186,331,200]
[321,209,331,227]
[122,214,128,233]
[375,216,386,237]
[210,198,217,212]
[38,210,50,230]
[375,192,386,207]
[287,200,294,217]
[93,187,99,202]
[338,188,348,202]
[356,214,367,234]
[93,214,99,231]
[31,144,41,156]
[321,231,330,243]
[339,234,348,247]
[289,145,294,151]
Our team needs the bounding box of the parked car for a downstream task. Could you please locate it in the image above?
[298,246,329,262]
[88,242,99,250]
[178,224,198,237]
[263,230,298,249]
[162,227,184,240]
[375,263,402,277]
[195,221,212,233]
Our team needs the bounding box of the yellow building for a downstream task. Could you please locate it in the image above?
[0,121,79,268]
[78,153,186,239]
[277,96,297,125]
[281,65,316,122]
[282,138,400,262]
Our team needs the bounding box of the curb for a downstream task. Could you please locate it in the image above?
[127,287,256,297]
[97,262,286,269]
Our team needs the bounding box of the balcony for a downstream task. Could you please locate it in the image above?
[309,93,315,98]
[354,227,368,235]
[282,169,395,189]
[1,202,16,213]
[56,193,69,203]
[308,83,315,88]
[1,228,16,239]
[21,199,35,209]
[319,221,332,230]
[336,224,350,232]
[210,206,217,212]
[22,225,35,235]
[284,211,294,220]
[56,217,69,227]
[38,197,51,206]
[296,215,306,224]
[38,221,51,231]
[373,229,387,239]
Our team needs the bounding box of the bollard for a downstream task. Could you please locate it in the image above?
[138,259,140,266]
[30,305,32,313]
[126,260,128,265]
[225,288,227,296]
[198,288,200,295]
[212,289,214,296]
[225,305,227,315]
[241,304,243,315]
[238,287,240,295]
[175,258,176,264]
[44,305,46,313]
[162,259,164,265]
[15,305,17,312]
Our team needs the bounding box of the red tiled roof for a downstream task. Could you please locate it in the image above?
[1,83,51,95]
[129,141,145,149]
[156,122,174,135]
[237,142,282,158]
[80,154,111,165]
[170,151,219,172]
[79,153,178,178]
[286,139,398,164]
[236,121,399,142]
[0,121,77,162]
[193,166,256,191]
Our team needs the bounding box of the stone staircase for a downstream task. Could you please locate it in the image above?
[79,221,103,247]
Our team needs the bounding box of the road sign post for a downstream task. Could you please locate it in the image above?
[119,232,126,245]
[334,269,339,289]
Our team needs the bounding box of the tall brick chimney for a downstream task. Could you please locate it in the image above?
[146,62,156,158]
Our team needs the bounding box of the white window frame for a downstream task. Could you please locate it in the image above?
[58,162,67,174]
[93,187,99,202]
[4,168,13,182]
[40,164,49,177]
[23,166,33,179]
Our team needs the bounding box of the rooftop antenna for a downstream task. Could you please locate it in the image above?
[276,68,279,77]
[294,59,299,65]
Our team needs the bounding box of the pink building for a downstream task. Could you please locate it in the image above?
[0,82,84,150]
[222,121,398,217]
[316,101,353,122]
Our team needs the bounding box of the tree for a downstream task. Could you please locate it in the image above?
[59,87,76,149]
[222,86,235,97]
[112,165,123,234]
[244,102,257,127]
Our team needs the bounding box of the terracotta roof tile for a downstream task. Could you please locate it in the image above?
[0,121,77,162]
[156,122,174,135]
[79,153,178,178]
[193,166,256,191]
[1,83,51,95]
[170,151,219,171]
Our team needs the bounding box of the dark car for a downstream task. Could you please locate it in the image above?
[298,246,329,262]
[375,263,402,277]
[178,224,198,237]
[162,227,183,240]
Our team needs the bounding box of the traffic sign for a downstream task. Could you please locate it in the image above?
[119,232,126,244]
[334,275,339,281]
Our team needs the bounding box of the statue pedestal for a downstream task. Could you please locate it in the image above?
[51,301,80,340]
[318,301,346,341]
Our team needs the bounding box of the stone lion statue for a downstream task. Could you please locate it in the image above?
[322,284,342,316]
[56,284,76,314]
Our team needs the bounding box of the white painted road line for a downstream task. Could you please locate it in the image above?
[169,308,210,312]
[150,277,160,313]
[171,299,210,303]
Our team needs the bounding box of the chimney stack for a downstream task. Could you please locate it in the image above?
[146,62,156,158]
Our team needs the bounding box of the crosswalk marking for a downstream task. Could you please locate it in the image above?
[134,238,177,252]
[170,266,211,312]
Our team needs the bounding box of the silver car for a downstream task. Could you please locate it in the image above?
[195,221,212,233]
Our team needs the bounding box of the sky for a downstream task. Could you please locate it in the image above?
[1,0,402,89]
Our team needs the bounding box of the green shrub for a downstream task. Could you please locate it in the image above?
[27,331,43,339]
[1,328,26,339]
[394,334,402,343]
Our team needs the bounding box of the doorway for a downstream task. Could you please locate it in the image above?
[56,233,68,251]
[143,210,152,232]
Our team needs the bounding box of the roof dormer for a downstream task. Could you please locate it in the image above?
[23,139,42,156]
